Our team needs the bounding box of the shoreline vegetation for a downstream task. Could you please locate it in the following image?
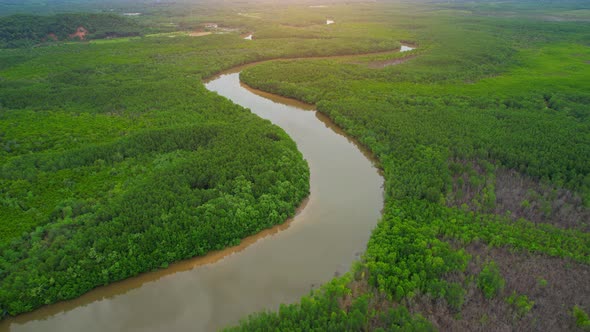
[1,1,589,330]
[231,2,589,330]
[0,47,411,324]
[0,4,407,320]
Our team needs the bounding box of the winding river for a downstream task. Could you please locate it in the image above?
[0,46,424,331]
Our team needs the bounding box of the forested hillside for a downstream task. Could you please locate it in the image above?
[235,1,590,330]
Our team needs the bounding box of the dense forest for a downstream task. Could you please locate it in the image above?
[0,0,589,331]
[0,13,148,48]
[0,3,410,319]
[233,1,590,331]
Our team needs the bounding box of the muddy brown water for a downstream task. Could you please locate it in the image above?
[1,64,384,331]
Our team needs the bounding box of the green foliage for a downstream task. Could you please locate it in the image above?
[444,282,466,312]
[573,306,590,330]
[2,0,589,328]
[0,13,146,48]
[4,19,434,317]
[506,292,535,318]
[362,198,589,309]
[365,203,470,301]
[237,3,590,327]
[242,34,590,199]
[0,120,311,317]
[226,275,434,331]
[229,2,590,330]
[426,280,465,312]
[477,261,505,299]
[537,277,548,288]
[0,2,422,318]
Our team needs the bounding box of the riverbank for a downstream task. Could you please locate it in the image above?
[0,47,395,332]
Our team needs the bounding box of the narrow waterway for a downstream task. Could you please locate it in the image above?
[1,64,384,331]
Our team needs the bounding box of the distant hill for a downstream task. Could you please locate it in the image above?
[0,13,146,48]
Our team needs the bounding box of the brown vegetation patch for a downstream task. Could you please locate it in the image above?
[495,168,589,231]
[408,291,515,331]
[448,159,589,231]
[47,33,58,41]
[69,26,88,40]
[338,275,417,329]
[337,239,589,331]
[408,242,590,331]
[366,55,417,68]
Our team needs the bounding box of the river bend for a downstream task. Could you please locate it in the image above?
[1,59,385,332]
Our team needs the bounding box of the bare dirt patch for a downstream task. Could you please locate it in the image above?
[69,26,88,40]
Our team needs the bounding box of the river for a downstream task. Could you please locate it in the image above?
[0,62,384,331]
